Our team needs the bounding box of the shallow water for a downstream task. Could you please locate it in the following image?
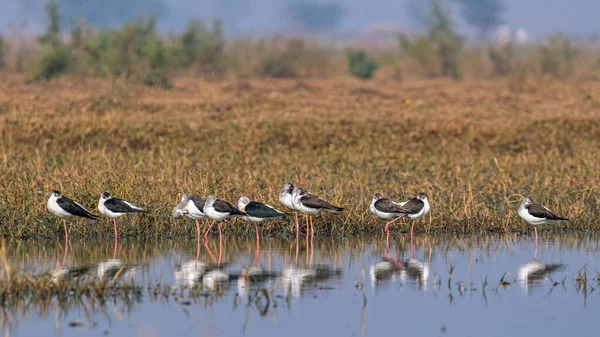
[1,232,599,337]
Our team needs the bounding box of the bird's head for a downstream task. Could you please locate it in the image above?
[205,195,217,207]
[100,191,111,200]
[280,183,294,194]
[521,197,533,209]
[417,193,429,201]
[238,196,251,211]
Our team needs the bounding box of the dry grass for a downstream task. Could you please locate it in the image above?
[0,73,599,238]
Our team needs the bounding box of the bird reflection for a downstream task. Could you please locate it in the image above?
[370,257,429,290]
[236,267,280,297]
[518,261,565,293]
[96,259,136,281]
[282,264,342,298]
[51,265,91,283]
[173,259,230,291]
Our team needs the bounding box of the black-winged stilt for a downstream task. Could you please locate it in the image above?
[98,191,146,238]
[202,195,246,241]
[291,187,343,237]
[47,190,98,241]
[369,193,410,234]
[518,197,568,243]
[237,196,288,242]
[279,183,301,238]
[371,192,430,238]
[172,193,207,244]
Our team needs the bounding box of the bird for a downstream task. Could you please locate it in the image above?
[291,187,343,236]
[372,193,430,239]
[369,193,410,234]
[518,261,565,293]
[518,197,568,242]
[172,193,207,244]
[98,191,146,239]
[96,259,136,281]
[282,264,342,298]
[237,196,288,242]
[202,195,246,241]
[47,190,99,242]
[279,183,301,238]
[369,257,429,290]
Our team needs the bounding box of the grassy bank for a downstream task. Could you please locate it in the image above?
[0,74,599,238]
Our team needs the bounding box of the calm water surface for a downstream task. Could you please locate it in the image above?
[2,233,599,337]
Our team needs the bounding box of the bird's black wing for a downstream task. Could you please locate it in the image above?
[245,202,287,218]
[374,198,406,214]
[398,198,424,215]
[300,194,344,212]
[528,204,567,220]
[104,198,144,213]
[214,199,246,216]
[189,195,206,212]
[57,197,98,219]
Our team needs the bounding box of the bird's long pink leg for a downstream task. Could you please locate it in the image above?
[384,214,406,234]
[204,242,217,264]
[195,240,200,264]
[310,215,314,245]
[62,231,69,265]
[113,218,118,239]
[113,236,118,259]
[255,223,260,242]
[534,226,538,243]
[304,214,309,234]
[305,214,309,252]
[534,241,538,261]
[295,237,299,265]
[63,219,69,242]
[255,229,260,267]
[386,231,390,254]
[410,220,416,240]
[294,210,299,238]
[218,223,223,266]
[204,220,216,241]
[196,219,200,245]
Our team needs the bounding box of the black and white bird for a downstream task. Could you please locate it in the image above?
[518,197,568,242]
[291,187,343,236]
[47,190,98,241]
[279,183,301,238]
[369,193,409,234]
[518,261,565,293]
[237,196,288,241]
[172,193,207,244]
[202,195,246,240]
[98,191,146,238]
[371,193,430,237]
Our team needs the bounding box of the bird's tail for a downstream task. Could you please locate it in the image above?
[323,205,344,212]
[85,213,100,220]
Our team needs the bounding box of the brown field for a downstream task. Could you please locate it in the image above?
[0,73,599,239]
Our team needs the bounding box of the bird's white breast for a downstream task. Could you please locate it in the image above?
[47,197,72,218]
[279,193,294,210]
[518,206,545,225]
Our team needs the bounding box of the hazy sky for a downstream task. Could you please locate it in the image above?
[1,0,599,38]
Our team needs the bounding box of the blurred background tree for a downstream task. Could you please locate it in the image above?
[288,1,345,31]
[457,0,505,40]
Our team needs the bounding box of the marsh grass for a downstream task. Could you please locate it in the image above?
[0,75,599,238]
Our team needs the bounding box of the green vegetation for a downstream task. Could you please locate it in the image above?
[346,49,378,79]
[0,35,6,68]
[3,0,599,85]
